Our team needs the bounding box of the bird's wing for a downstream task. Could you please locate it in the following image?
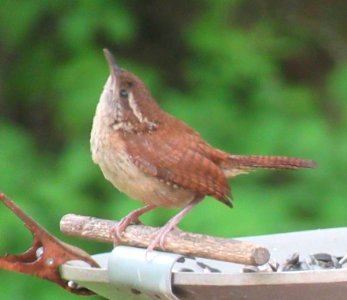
[122,125,232,207]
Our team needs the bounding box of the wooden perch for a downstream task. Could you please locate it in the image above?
[60,214,270,266]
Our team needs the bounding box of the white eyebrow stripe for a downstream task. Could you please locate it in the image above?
[128,92,145,123]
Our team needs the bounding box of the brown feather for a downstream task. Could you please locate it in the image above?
[124,115,233,207]
[220,154,316,177]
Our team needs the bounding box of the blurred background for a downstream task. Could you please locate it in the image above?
[0,0,346,299]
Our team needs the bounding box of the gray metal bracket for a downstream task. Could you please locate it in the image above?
[108,246,182,299]
[61,246,183,300]
[61,228,347,300]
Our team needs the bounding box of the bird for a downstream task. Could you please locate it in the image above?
[90,49,316,252]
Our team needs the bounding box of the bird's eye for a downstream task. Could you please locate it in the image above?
[119,89,128,98]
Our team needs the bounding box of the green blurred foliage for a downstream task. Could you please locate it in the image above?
[0,0,346,298]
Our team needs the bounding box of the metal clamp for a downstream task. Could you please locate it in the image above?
[0,193,99,295]
[108,246,181,300]
[62,247,183,299]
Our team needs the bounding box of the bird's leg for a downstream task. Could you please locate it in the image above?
[113,204,157,244]
[146,196,203,254]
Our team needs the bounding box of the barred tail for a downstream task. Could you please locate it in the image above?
[222,154,316,177]
[229,155,316,169]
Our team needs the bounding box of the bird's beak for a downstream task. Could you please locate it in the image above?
[103,49,121,82]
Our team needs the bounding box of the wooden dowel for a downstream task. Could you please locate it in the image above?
[60,214,270,266]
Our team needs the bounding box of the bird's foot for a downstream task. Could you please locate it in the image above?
[112,216,135,245]
[145,224,178,259]
[112,204,157,246]
[145,196,203,259]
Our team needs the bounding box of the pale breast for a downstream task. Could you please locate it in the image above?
[93,130,195,208]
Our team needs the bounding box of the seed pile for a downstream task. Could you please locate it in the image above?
[243,252,347,273]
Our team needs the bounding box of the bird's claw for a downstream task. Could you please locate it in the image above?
[112,216,139,245]
[145,225,180,260]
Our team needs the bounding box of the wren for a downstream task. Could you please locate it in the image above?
[90,49,316,252]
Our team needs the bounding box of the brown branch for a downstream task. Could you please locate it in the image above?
[60,214,270,266]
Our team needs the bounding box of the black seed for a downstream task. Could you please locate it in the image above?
[242,266,259,273]
[131,288,141,295]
